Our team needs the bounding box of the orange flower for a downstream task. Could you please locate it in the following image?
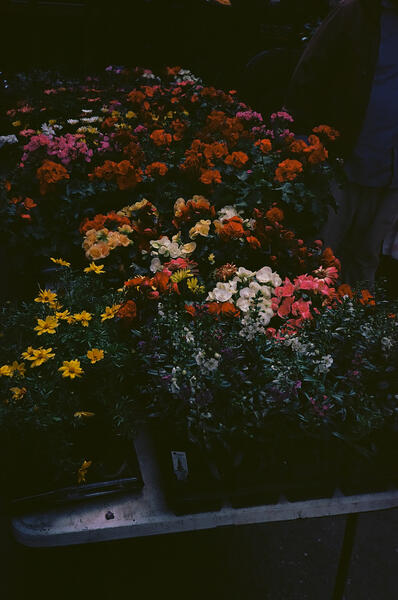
[337,283,353,298]
[266,206,284,223]
[184,304,196,317]
[200,169,222,185]
[145,162,168,177]
[246,235,261,249]
[322,247,341,271]
[224,151,249,168]
[116,300,137,322]
[150,129,172,146]
[289,139,308,153]
[215,216,246,241]
[207,302,240,318]
[36,160,70,195]
[274,159,303,183]
[359,289,376,306]
[127,90,146,104]
[312,125,340,142]
[255,139,272,153]
[115,161,142,190]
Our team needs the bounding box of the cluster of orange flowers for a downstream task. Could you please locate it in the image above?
[89,159,143,190]
[83,227,132,260]
[36,159,70,195]
[145,161,168,177]
[173,195,216,228]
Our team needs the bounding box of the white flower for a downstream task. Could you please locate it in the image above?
[235,267,255,281]
[41,123,56,137]
[239,286,256,300]
[256,266,273,283]
[0,134,18,148]
[316,354,334,374]
[236,297,251,312]
[217,205,240,222]
[81,116,100,123]
[259,285,272,299]
[67,119,79,125]
[150,257,162,273]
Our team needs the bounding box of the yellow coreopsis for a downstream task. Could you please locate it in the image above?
[73,311,92,327]
[100,305,121,321]
[84,262,105,275]
[87,348,104,364]
[0,365,12,377]
[77,459,92,484]
[58,359,84,379]
[10,361,26,377]
[34,289,58,304]
[50,257,71,267]
[28,347,56,368]
[10,387,27,400]
[34,315,59,335]
[74,411,95,419]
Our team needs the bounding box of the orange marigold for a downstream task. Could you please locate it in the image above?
[265,206,284,223]
[215,216,246,241]
[36,160,70,195]
[274,159,303,183]
[115,160,143,190]
[312,125,340,142]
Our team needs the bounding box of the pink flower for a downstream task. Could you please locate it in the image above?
[291,298,312,320]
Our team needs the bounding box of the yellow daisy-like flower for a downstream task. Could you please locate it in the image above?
[125,111,136,119]
[56,309,71,320]
[34,315,59,335]
[21,346,36,361]
[10,361,26,377]
[77,459,92,484]
[74,411,95,419]
[12,120,21,127]
[50,257,71,267]
[0,365,12,377]
[49,300,63,311]
[100,304,121,322]
[73,311,92,327]
[170,269,192,284]
[187,277,205,295]
[84,262,105,275]
[34,289,58,304]
[87,348,104,364]
[208,253,216,264]
[29,347,56,368]
[58,359,84,379]
[10,387,27,400]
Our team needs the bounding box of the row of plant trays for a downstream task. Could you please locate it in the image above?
[8,421,398,518]
[149,423,398,515]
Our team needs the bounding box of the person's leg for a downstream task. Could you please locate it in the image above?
[320,180,360,256]
[343,187,398,286]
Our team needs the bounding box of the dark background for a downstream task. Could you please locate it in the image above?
[0,0,333,114]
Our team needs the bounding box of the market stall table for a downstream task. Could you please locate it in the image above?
[12,428,398,599]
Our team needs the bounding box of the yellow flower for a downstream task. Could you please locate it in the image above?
[48,119,57,125]
[73,311,92,327]
[50,257,71,267]
[34,289,58,304]
[189,219,211,240]
[10,361,26,377]
[100,305,121,321]
[21,346,36,361]
[125,111,136,119]
[58,359,84,379]
[77,459,92,484]
[0,365,12,377]
[187,278,205,295]
[74,411,95,419]
[56,309,71,320]
[12,120,21,127]
[29,347,56,368]
[49,300,63,311]
[34,315,59,335]
[10,387,27,400]
[208,253,216,264]
[170,269,192,284]
[87,348,104,364]
[182,242,196,255]
[84,262,105,275]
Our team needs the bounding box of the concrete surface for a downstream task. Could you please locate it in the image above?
[1,503,398,600]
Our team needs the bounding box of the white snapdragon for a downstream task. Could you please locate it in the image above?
[316,354,334,374]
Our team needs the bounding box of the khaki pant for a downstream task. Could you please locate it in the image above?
[321,181,398,286]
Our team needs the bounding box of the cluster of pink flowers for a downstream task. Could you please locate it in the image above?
[271,268,339,328]
[21,133,94,165]
[270,110,294,123]
[235,110,263,122]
